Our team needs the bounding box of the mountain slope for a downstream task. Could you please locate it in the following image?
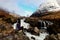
[31,0,60,17]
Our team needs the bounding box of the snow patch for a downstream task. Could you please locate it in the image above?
[38,0,60,12]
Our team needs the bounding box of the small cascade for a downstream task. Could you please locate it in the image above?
[12,18,30,30]
[12,19,21,30]
[43,21,47,30]
[38,20,53,32]
[43,21,46,27]
[12,22,17,30]
[21,18,30,29]
[12,19,53,40]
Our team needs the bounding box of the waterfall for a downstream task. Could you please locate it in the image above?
[12,19,21,30]
[21,18,30,29]
[12,23,17,30]
[38,20,53,29]
[20,19,49,40]
[12,18,30,30]
[43,21,47,29]
[12,19,53,40]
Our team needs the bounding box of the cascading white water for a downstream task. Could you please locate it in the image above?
[24,31,49,40]
[12,23,17,30]
[21,18,30,29]
[38,20,47,29]
[42,21,47,29]
[20,19,49,40]
[12,18,53,40]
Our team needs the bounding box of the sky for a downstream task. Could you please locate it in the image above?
[0,0,60,16]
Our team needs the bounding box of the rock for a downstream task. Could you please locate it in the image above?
[34,27,40,34]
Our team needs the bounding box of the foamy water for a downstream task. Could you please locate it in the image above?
[21,18,30,29]
[21,19,49,40]
[24,31,49,40]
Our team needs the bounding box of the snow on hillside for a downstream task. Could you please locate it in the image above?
[38,0,60,12]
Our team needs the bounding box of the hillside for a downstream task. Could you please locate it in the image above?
[0,9,19,38]
[0,9,19,24]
